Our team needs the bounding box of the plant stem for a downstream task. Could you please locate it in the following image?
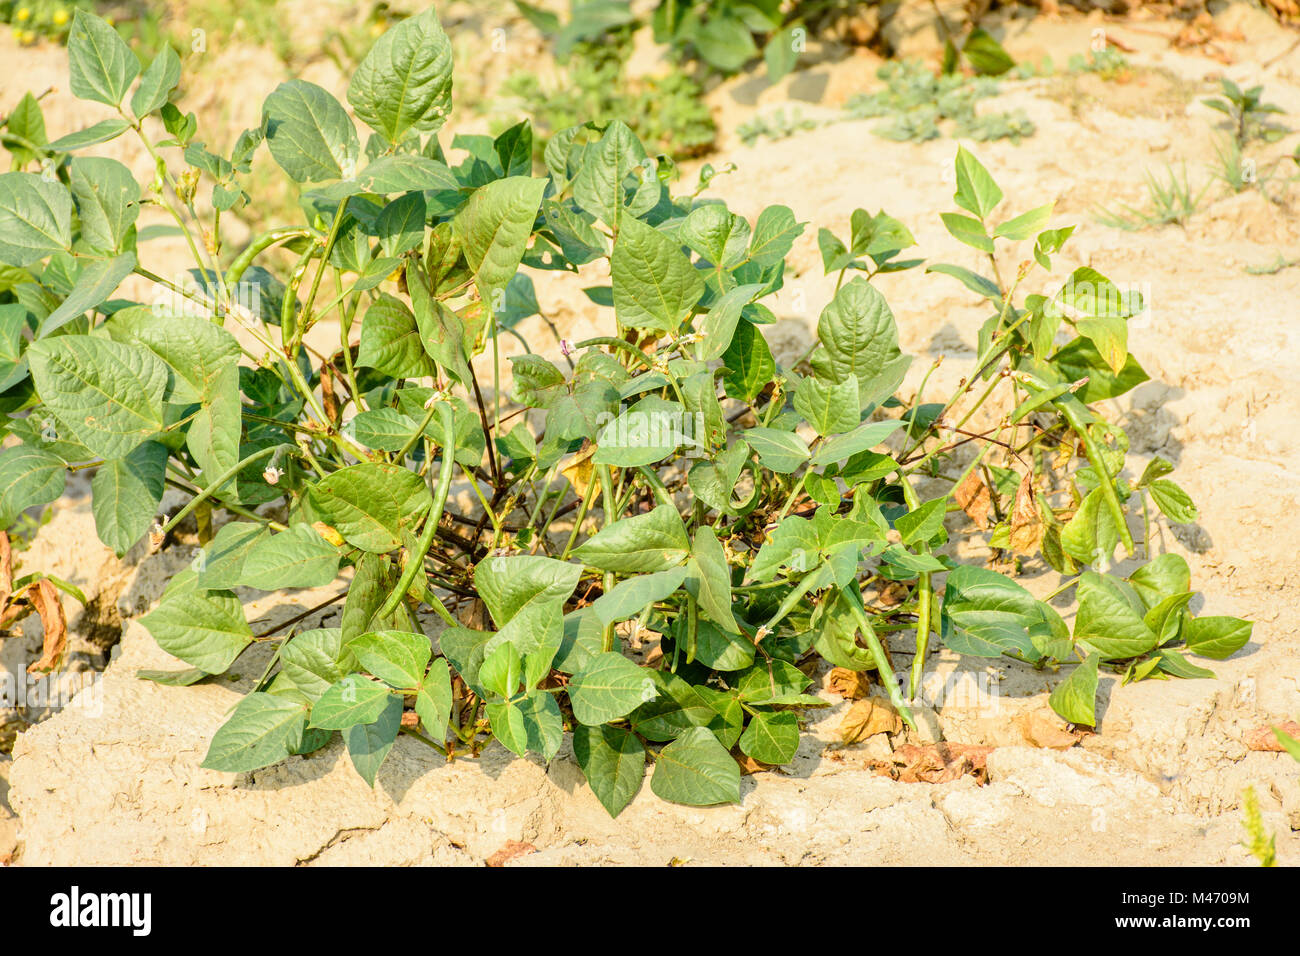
[377,403,458,623]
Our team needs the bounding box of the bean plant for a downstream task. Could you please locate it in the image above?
[0,8,1252,814]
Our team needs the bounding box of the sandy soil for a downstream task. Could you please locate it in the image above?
[2,4,1299,865]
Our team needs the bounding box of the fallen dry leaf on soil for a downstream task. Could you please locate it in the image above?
[826,666,872,700]
[485,841,537,867]
[839,696,903,743]
[861,743,995,784]
[1013,709,1081,750]
[954,470,992,530]
[732,748,772,776]
[1245,721,1300,752]
[27,579,67,674]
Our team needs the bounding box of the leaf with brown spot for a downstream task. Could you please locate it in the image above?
[839,696,903,744]
[954,469,992,530]
[1007,473,1042,554]
[26,579,67,674]
[826,666,872,700]
[485,840,537,867]
[1013,709,1081,750]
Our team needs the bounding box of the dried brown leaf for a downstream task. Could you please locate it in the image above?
[954,470,992,530]
[1007,473,1042,554]
[1245,721,1300,752]
[839,696,903,744]
[1013,709,1080,750]
[485,840,537,867]
[826,667,872,700]
[26,579,67,674]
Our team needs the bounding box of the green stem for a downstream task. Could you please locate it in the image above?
[160,446,279,535]
[377,403,458,622]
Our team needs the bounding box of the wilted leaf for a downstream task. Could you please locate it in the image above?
[1007,473,1042,554]
[954,469,991,531]
[839,696,903,743]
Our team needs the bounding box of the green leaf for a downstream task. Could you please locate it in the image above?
[896,496,947,546]
[90,440,166,556]
[1127,553,1190,610]
[794,375,859,436]
[349,629,432,690]
[593,395,685,467]
[346,694,402,786]
[456,176,547,305]
[28,335,167,460]
[131,44,182,117]
[1074,572,1159,660]
[109,306,241,404]
[480,642,524,699]
[812,419,903,465]
[1143,591,1194,646]
[1049,339,1148,402]
[680,203,750,268]
[993,202,1054,240]
[926,263,1002,302]
[1155,649,1215,680]
[811,277,909,409]
[736,659,814,705]
[1059,486,1119,566]
[573,723,645,817]
[309,462,432,553]
[416,658,453,740]
[345,408,420,452]
[739,710,799,765]
[1183,616,1252,660]
[46,118,131,152]
[474,555,582,669]
[263,80,360,183]
[195,522,266,590]
[409,279,472,386]
[953,146,1002,219]
[67,10,140,107]
[70,158,141,255]
[940,565,1067,659]
[348,7,453,144]
[486,699,529,757]
[309,675,392,729]
[137,667,209,686]
[569,651,659,726]
[693,13,757,72]
[573,503,691,573]
[0,445,66,526]
[571,120,649,228]
[940,212,994,253]
[201,693,306,773]
[720,321,774,401]
[0,172,72,266]
[650,726,741,806]
[140,581,252,674]
[38,252,137,337]
[747,205,805,267]
[686,525,737,632]
[1048,653,1099,726]
[279,628,351,702]
[611,216,705,334]
[699,283,763,361]
[962,28,1016,76]
[239,524,340,591]
[358,293,437,379]
[742,426,810,474]
[592,567,688,626]
[520,690,563,761]
[1148,479,1198,524]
